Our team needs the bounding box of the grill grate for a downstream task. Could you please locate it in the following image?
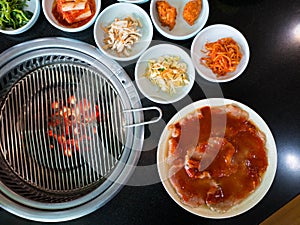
[0,38,155,221]
[0,62,126,199]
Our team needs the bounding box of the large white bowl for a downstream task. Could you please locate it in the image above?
[157,98,277,219]
[135,44,195,104]
[42,0,101,32]
[191,24,250,82]
[0,0,40,35]
[150,0,209,40]
[94,3,153,61]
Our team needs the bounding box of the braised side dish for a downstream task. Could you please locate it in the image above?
[201,37,242,77]
[166,104,268,212]
[52,0,96,27]
[183,0,202,26]
[156,1,177,31]
[156,0,202,30]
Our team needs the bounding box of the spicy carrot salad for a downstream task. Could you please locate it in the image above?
[201,37,242,77]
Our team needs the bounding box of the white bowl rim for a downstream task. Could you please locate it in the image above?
[93,2,153,61]
[42,0,101,33]
[0,0,40,35]
[150,0,209,40]
[135,43,195,104]
[157,98,277,218]
[191,24,250,83]
[117,0,149,3]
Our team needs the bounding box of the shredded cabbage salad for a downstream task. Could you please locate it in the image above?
[144,56,189,95]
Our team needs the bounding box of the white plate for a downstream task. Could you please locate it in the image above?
[42,0,101,32]
[157,98,277,218]
[94,3,153,61]
[191,24,250,82]
[150,0,209,40]
[135,44,195,104]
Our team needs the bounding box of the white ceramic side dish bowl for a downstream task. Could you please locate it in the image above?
[0,0,40,35]
[94,3,153,61]
[191,24,250,82]
[150,0,209,40]
[117,0,149,3]
[135,44,195,104]
[42,0,101,32]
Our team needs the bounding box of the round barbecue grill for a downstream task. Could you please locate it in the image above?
[0,38,161,222]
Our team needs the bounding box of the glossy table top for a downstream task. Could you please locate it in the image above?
[0,0,300,224]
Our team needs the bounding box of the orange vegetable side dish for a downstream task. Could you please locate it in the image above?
[52,0,96,28]
[166,104,268,212]
[201,37,242,77]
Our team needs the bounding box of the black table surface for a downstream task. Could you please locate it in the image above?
[1,0,300,224]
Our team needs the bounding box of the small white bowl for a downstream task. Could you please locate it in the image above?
[117,0,149,3]
[191,24,250,82]
[135,44,195,104]
[42,0,101,32]
[94,3,153,61]
[157,98,277,219]
[0,0,40,35]
[150,0,209,40]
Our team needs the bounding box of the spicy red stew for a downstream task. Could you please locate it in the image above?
[167,104,268,212]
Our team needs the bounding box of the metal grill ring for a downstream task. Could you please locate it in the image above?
[0,38,161,222]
